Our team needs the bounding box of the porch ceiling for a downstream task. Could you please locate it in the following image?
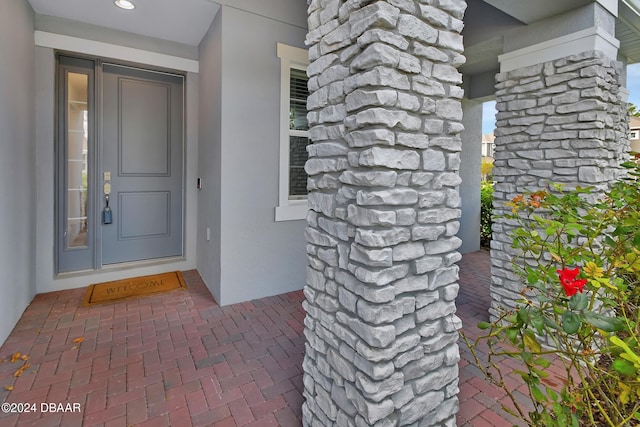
[463,0,640,78]
[26,0,220,46]
[26,0,640,66]
[482,0,593,24]
[619,0,640,63]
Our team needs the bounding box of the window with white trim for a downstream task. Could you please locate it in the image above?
[275,43,310,222]
[630,130,639,140]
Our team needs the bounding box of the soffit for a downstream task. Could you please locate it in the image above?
[482,0,593,24]
[618,1,640,62]
[26,0,220,46]
[465,0,640,73]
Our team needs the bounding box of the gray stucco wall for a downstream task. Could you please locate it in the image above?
[198,10,224,303]
[458,100,482,254]
[197,4,309,305]
[0,0,36,344]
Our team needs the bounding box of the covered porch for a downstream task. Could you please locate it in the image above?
[0,251,545,426]
[2,0,640,425]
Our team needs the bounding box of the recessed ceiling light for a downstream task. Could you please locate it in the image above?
[115,0,135,10]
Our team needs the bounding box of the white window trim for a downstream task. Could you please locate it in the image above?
[275,43,310,222]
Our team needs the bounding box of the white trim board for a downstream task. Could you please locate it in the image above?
[499,27,620,73]
[34,31,199,73]
[598,0,618,16]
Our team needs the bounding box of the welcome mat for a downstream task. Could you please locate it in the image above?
[84,271,186,305]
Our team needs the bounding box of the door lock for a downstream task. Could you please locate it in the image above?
[102,194,113,224]
[103,171,112,225]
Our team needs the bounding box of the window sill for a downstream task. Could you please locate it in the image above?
[275,201,308,222]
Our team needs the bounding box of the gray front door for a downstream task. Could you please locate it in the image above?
[101,64,183,265]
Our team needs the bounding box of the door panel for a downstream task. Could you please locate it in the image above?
[101,64,183,265]
[119,191,170,238]
[119,79,171,175]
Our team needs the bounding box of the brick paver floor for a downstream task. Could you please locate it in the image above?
[0,250,548,426]
[457,251,528,427]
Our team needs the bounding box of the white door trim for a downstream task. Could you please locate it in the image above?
[35,31,199,74]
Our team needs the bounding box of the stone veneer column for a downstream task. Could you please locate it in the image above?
[490,50,629,317]
[302,1,467,426]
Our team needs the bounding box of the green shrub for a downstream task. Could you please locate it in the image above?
[480,181,494,247]
[481,158,494,181]
[465,163,640,426]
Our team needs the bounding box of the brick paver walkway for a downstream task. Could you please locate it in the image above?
[457,251,526,426]
[0,251,541,426]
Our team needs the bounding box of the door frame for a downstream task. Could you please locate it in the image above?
[54,52,187,274]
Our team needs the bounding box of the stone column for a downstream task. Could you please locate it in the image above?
[490,49,630,317]
[302,1,467,426]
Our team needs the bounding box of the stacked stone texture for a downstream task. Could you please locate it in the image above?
[302,0,467,425]
[490,51,630,318]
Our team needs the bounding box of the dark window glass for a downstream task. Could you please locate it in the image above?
[289,68,309,198]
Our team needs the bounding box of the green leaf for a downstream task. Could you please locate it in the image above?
[531,386,547,403]
[546,385,558,401]
[610,336,640,363]
[530,314,545,335]
[516,309,530,325]
[613,359,637,376]
[541,412,553,425]
[583,311,624,332]
[514,370,530,382]
[523,330,542,353]
[556,406,569,427]
[565,224,579,236]
[477,321,491,330]
[568,292,588,311]
[562,311,581,334]
[543,317,562,331]
[527,270,539,284]
[535,357,551,368]
[572,414,580,427]
[531,366,549,379]
[505,327,519,344]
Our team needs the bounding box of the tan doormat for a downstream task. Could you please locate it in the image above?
[84,271,186,305]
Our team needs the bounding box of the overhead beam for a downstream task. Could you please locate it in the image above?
[482,0,614,24]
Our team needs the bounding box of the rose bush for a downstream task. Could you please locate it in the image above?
[557,267,587,297]
[464,163,640,426]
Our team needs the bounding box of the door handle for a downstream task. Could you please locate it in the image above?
[103,175,112,224]
[102,194,113,224]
